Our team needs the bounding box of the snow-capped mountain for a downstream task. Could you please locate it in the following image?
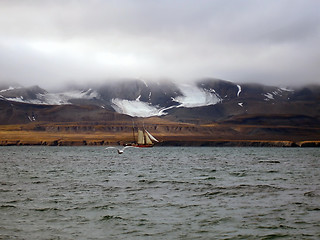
[0,79,226,117]
[1,79,319,126]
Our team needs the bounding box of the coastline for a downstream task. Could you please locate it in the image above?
[1,122,319,147]
[1,140,319,147]
[1,135,319,147]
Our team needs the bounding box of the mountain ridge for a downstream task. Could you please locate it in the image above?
[1,78,319,124]
[0,78,319,145]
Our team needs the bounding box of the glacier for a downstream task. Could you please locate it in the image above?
[111,84,222,117]
[111,98,165,117]
[172,84,221,108]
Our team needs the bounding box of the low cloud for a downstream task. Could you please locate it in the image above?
[0,0,319,89]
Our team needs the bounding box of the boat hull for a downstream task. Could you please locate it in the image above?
[124,143,154,148]
[135,144,154,148]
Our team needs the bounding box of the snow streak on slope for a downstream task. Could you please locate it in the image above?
[263,88,294,101]
[237,85,242,97]
[0,86,19,93]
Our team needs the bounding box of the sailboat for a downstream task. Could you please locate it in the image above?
[126,127,159,148]
[136,128,159,147]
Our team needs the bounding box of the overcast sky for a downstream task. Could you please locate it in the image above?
[0,0,319,89]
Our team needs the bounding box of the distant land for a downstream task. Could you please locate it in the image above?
[0,78,319,147]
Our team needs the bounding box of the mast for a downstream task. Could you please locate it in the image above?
[132,120,135,143]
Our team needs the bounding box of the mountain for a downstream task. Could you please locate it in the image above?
[1,78,319,146]
[0,85,46,102]
[1,79,320,124]
[163,79,320,126]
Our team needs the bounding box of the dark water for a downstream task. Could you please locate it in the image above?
[0,146,319,240]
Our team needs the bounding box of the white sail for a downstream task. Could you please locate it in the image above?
[145,129,159,142]
[144,132,153,145]
[137,130,145,144]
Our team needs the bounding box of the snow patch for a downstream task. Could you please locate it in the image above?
[209,88,216,93]
[60,89,99,100]
[6,89,100,105]
[237,85,242,97]
[173,84,221,108]
[280,87,294,92]
[141,79,148,87]
[6,97,26,103]
[264,88,290,101]
[111,98,165,117]
[27,115,36,122]
[0,86,17,93]
[158,105,176,115]
[264,93,274,100]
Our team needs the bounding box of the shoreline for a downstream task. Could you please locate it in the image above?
[1,122,319,147]
[1,139,319,147]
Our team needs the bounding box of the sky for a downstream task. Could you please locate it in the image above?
[0,0,320,89]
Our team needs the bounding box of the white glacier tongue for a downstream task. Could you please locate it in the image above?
[110,83,224,117]
[111,98,165,117]
[111,84,223,117]
[173,84,221,108]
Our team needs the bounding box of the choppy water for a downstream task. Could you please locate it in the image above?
[0,146,319,240]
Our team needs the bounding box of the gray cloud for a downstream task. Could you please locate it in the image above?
[0,0,319,89]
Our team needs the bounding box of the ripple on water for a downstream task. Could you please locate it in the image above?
[0,146,319,239]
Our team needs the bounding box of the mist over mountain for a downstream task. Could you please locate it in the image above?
[1,1,320,89]
[0,78,319,126]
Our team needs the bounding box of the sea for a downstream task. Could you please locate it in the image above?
[0,146,319,240]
